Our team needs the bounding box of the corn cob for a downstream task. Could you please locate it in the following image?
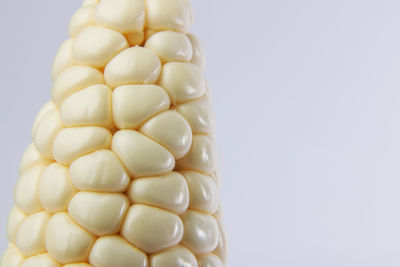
[1,0,227,266]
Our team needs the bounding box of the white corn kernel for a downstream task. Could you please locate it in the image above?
[68,192,129,236]
[95,0,145,45]
[145,31,193,63]
[112,130,175,177]
[150,246,198,267]
[19,144,52,175]
[89,236,147,267]
[128,172,189,214]
[39,163,76,213]
[33,108,63,160]
[187,33,206,71]
[197,254,224,267]
[177,135,217,174]
[140,110,192,159]
[159,62,206,104]
[52,66,104,106]
[146,0,193,33]
[60,84,112,127]
[73,26,128,68]
[69,6,96,38]
[0,245,25,267]
[16,211,50,257]
[181,171,219,214]
[104,47,161,88]
[176,97,215,134]
[69,149,130,192]
[112,85,170,129]
[51,39,75,81]
[45,213,95,264]
[53,127,112,165]
[181,211,220,255]
[6,206,27,244]
[31,101,55,141]
[14,165,45,214]
[121,205,183,253]
[20,253,61,267]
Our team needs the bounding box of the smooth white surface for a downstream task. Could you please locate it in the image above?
[2,0,400,266]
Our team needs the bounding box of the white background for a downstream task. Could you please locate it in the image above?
[2,0,400,266]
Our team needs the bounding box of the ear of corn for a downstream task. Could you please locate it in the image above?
[1,0,227,266]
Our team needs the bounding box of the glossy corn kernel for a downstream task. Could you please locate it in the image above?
[1,0,227,266]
